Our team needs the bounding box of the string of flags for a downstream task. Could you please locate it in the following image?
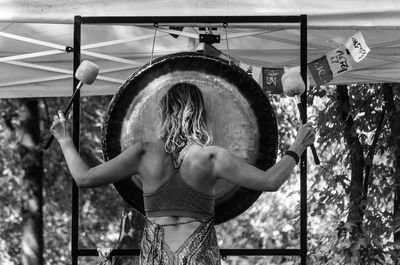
[201,31,370,94]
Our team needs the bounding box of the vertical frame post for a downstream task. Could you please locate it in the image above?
[72,15,81,265]
[300,14,308,265]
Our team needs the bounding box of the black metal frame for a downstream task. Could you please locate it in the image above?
[72,15,308,265]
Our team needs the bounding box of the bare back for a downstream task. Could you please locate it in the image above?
[139,142,216,198]
[138,142,217,252]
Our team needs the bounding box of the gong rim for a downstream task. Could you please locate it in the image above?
[101,52,278,225]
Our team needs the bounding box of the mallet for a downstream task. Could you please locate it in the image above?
[42,60,99,149]
[281,69,320,165]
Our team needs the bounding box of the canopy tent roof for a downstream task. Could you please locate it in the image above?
[1,0,400,98]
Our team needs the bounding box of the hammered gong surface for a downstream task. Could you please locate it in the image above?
[102,52,278,224]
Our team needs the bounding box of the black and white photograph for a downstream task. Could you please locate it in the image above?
[0,1,399,264]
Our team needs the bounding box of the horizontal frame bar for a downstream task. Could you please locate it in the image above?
[78,248,302,257]
[81,16,302,24]
[222,248,301,256]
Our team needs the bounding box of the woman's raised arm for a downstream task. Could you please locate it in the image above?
[211,122,315,191]
[51,110,145,188]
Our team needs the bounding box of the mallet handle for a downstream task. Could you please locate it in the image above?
[42,82,82,150]
[296,100,320,165]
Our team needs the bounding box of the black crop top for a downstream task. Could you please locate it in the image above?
[143,145,215,219]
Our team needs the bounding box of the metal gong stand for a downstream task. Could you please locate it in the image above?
[71,15,309,265]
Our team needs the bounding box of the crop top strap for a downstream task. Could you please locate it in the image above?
[171,144,192,169]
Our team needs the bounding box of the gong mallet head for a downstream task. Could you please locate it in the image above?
[42,60,99,150]
[281,70,320,165]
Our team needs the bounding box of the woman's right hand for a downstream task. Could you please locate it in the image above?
[289,122,316,156]
[50,110,71,143]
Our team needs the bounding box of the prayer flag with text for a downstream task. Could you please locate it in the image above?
[326,46,352,76]
[345,31,370,62]
[261,68,284,94]
[308,56,333,86]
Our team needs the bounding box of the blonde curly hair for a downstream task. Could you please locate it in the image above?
[158,83,213,153]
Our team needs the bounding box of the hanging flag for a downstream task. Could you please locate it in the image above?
[168,26,184,38]
[344,31,370,62]
[203,43,222,57]
[308,56,333,86]
[326,45,352,76]
[199,44,262,85]
[239,61,262,84]
[262,68,284,94]
[200,43,240,65]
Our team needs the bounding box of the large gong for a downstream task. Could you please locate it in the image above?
[102,52,278,225]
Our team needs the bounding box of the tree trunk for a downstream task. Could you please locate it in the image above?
[112,206,145,265]
[336,85,365,246]
[383,83,400,263]
[362,106,386,212]
[17,99,44,265]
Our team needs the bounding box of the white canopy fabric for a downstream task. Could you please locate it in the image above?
[1,0,400,98]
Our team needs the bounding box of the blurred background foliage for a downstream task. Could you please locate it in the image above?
[0,84,399,264]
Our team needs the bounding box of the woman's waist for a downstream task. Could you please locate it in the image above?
[147,215,203,227]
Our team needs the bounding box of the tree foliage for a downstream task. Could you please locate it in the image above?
[1,84,399,265]
[308,84,399,264]
[1,96,123,265]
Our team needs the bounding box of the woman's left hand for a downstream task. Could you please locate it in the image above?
[50,110,71,142]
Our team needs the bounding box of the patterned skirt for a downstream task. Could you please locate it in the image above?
[139,217,221,265]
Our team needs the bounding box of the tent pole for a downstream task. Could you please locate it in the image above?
[300,14,308,265]
[0,32,66,50]
[0,50,63,62]
[81,33,167,49]
[72,15,81,265]
[82,50,142,65]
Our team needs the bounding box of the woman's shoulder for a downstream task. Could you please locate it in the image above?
[199,145,228,156]
[137,141,163,151]
[138,141,230,161]
[188,144,230,162]
[143,140,164,148]
[199,145,239,168]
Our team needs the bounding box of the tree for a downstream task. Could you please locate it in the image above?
[2,99,44,265]
[0,96,123,265]
[382,83,400,263]
[308,84,392,264]
[336,85,365,250]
